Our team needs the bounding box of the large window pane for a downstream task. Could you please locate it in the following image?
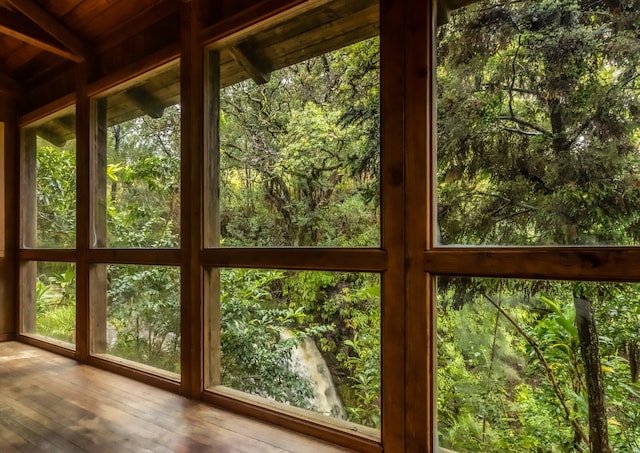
[22,108,76,249]
[210,36,380,247]
[207,269,380,428]
[437,1,640,246]
[22,261,76,347]
[437,277,640,452]
[93,62,180,248]
[92,264,180,376]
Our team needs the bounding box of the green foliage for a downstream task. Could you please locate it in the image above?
[220,269,315,407]
[107,265,180,373]
[35,263,76,344]
[219,269,381,428]
[435,0,640,450]
[36,141,76,248]
[219,38,379,247]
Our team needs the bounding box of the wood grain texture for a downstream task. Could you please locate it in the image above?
[0,341,354,452]
[425,247,640,282]
[201,248,386,271]
[379,0,405,449]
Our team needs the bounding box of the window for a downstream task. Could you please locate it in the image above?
[21,108,76,249]
[90,61,181,378]
[92,264,180,376]
[434,1,640,451]
[92,63,180,249]
[437,0,640,246]
[20,107,77,348]
[203,0,381,436]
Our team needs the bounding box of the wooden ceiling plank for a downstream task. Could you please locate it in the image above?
[0,8,82,62]
[229,43,271,85]
[5,0,85,60]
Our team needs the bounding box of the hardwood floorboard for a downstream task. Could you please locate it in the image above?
[0,342,355,452]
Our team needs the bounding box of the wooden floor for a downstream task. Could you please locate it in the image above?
[0,342,354,452]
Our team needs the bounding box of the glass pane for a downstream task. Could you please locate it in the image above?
[97,264,180,375]
[437,1,640,246]
[212,36,380,247]
[208,269,380,428]
[94,63,180,248]
[437,277,640,452]
[23,109,76,248]
[22,261,76,346]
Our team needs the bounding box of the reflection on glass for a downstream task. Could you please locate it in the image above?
[102,264,180,374]
[217,37,380,247]
[437,277,640,452]
[31,262,76,345]
[437,0,640,246]
[210,268,381,428]
[95,63,181,248]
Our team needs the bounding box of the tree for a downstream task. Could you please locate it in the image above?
[437,0,640,450]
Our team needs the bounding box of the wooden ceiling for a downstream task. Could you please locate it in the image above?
[0,0,474,124]
[0,0,180,91]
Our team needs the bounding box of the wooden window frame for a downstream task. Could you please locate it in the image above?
[18,105,78,355]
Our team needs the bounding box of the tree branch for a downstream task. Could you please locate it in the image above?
[499,116,552,136]
[482,293,590,447]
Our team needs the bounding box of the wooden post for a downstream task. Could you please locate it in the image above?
[204,49,221,387]
[91,98,108,353]
[181,0,205,397]
[380,0,406,449]
[0,92,17,340]
[76,59,91,360]
[20,128,37,334]
[404,0,437,450]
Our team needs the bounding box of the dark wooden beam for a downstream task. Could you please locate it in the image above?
[125,86,166,119]
[5,0,85,61]
[52,114,75,133]
[0,9,82,62]
[36,125,67,148]
[229,43,271,85]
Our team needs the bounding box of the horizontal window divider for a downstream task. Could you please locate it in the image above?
[19,249,77,262]
[425,247,640,281]
[200,247,386,271]
[203,387,381,453]
[87,248,182,265]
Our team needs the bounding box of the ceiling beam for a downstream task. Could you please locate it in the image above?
[36,126,67,148]
[5,0,85,61]
[126,86,166,119]
[0,8,83,62]
[229,43,271,85]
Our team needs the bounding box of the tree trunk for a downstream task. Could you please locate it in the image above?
[630,342,639,383]
[574,296,612,453]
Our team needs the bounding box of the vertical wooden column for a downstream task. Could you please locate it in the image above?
[180,0,205,397]
[76,60,91,361]
[379,0,406,450]
[404,0,437,450]
[91,98,108,353]
[203,50,221,387]
[0,91,17,340]
[20,128,37,334]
